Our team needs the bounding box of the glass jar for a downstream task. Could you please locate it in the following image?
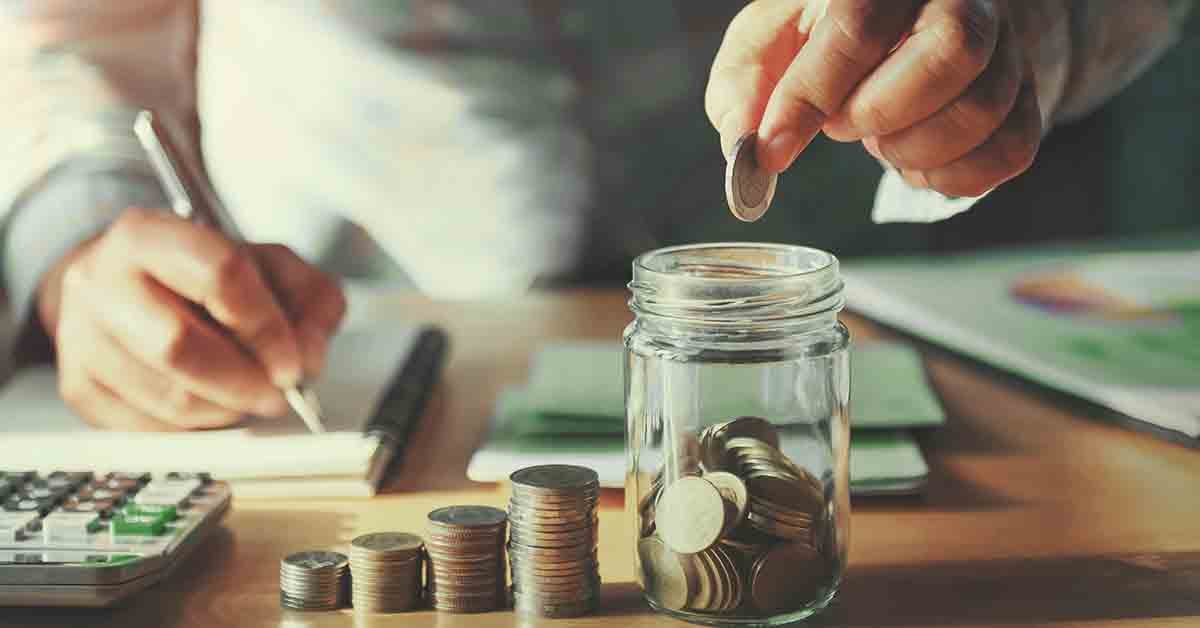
[624,243,851,626]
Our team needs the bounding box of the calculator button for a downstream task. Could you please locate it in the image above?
[46,471,93,490]
[42,512,101,543]
[165,472,213,485]
[106,472,151,485]
[111,514,166,537]
[123,503,178,522]
[0,512,38,542]
[3,496,56,516]
[99,478,141,494]
[0,472,35,484]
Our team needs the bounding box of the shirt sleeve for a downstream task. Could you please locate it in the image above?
[873,0,1193,224]
[0,0,198,349]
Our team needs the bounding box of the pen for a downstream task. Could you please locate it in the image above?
[132,110,327,434]
[363,327,448,494]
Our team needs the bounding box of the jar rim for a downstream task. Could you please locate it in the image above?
[628,242,844,329]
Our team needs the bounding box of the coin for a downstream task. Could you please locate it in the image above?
[510,465,599,493]
[425,506,508,613]
[638,536,694,611]
[656,476,728,554]
[279,550,349,611]
[428,505,508,529]
[351,531,423,555]
[703,471,749,528]
[725,135,777,222]
[725,417,781,446]
[749,543,826,613]
[508,464,601,618]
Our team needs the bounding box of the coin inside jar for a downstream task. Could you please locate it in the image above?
[702,471,749,527]
[638,537,693,611]
[655,476,729,554]
[749,543,825,613]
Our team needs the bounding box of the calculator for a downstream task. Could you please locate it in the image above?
[0,471,231,607]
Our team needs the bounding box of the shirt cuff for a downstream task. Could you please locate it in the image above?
[3,161,167,357]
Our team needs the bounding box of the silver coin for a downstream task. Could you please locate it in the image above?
[427,505,508,528]
[725,131,777,222]
[509,465,599,492]
[281,550,348,572]
[350,531,423,554]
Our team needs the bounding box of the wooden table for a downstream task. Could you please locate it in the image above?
[8,290,1199,628]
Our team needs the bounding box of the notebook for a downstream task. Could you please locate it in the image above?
[844,235,1200,444]
[0,322,426,497]
[468,341,941,495]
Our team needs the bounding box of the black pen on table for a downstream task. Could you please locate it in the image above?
[132,110,327,434]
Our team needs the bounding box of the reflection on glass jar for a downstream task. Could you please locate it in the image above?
[624,243,851,626]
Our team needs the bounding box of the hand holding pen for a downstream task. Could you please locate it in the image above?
[30,111,345,432]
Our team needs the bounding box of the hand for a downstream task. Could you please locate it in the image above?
[706,0,1047,197]
[38,207,347,431]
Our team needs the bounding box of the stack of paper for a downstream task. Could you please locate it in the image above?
[468,341,944,495]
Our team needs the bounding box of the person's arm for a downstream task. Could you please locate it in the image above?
[0,0,199,360]
[0,2,345,431]
[1053,0,1194,124]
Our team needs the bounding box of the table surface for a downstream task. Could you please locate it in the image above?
[7,290,1199,628]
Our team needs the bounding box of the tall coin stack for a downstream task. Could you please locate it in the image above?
[424,505,509,613]
[280,550,350,611]
[349,532,424,612]
[507,464,601,618]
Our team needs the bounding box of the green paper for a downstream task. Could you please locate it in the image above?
[524,341,945,430]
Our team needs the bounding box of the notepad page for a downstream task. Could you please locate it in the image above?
[0,324,418,478]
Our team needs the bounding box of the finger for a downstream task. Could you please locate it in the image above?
[81,320,243,429]
[76,261,288,417]
[914,79,1042,197]
[102,209,302,387]
[251,244,347,376]
[59,371,180,432]
[758,0,921,172]
[866,16,1021,170]
[705,0,815,158]
[825,0,1001,141]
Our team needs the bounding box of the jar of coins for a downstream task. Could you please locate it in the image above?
[624,243,850,626]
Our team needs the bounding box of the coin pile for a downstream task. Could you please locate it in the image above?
[507,464,601,618]
[424,505,508,613]
[639,416,834,616]
[349,532,424,612]
[279,550,350,611]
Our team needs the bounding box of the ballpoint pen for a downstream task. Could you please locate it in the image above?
[132,110,327,434]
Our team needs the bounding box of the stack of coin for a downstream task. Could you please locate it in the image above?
[507,464,601,618]
[349,532,424,612]
[638,416,835,616]
[424,505,508,613]
[280,550,350,611]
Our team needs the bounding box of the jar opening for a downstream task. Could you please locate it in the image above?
[629,243,844,328]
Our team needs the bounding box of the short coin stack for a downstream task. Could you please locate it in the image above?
[349,532,424,612]
[640,416,835,616]
[424,505,509,613]
[507,464,601,618]
[279,550,350,611]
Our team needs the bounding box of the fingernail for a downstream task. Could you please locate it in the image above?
[760,128,808,174]
[272,364,303,389]
[862,136,886,163]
